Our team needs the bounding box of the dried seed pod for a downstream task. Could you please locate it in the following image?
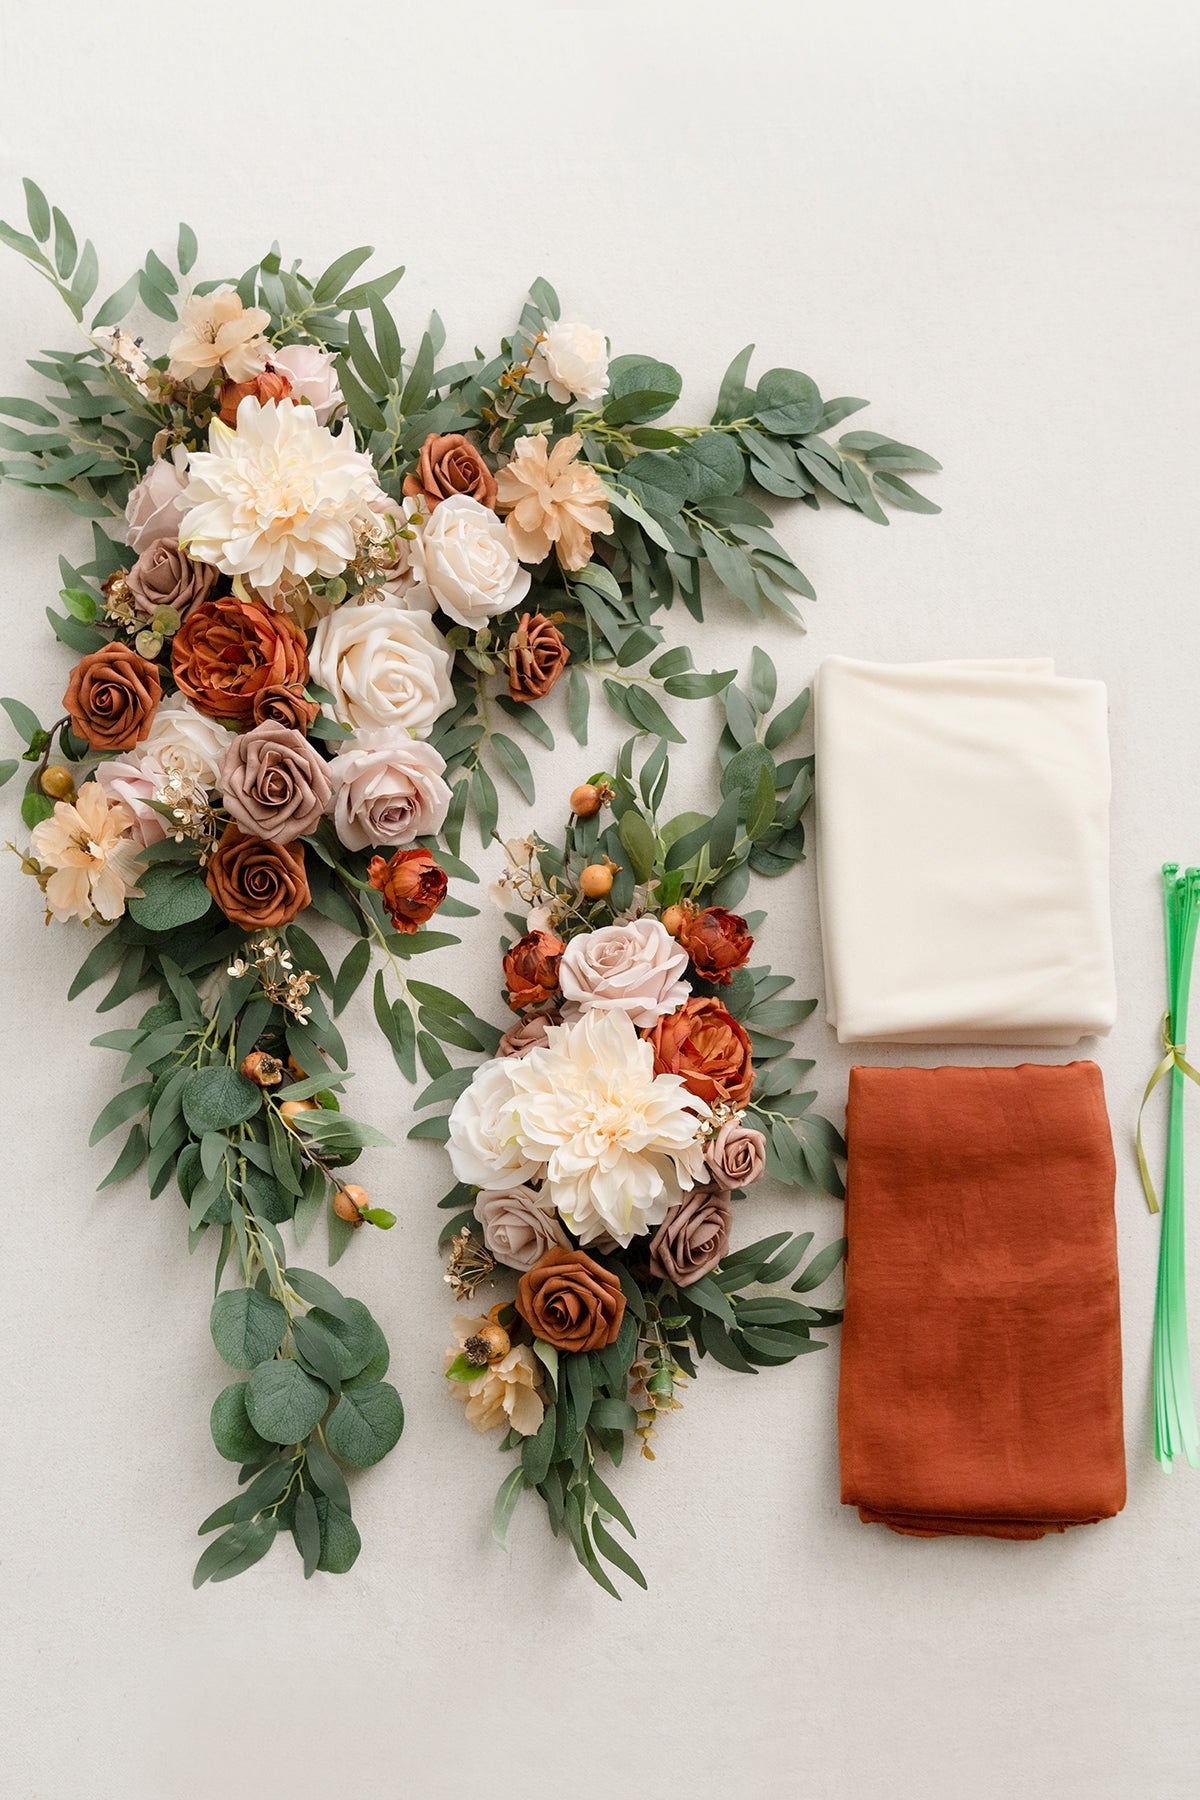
[240,1050,284,1088]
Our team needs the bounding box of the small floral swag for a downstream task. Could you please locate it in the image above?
[0,179,925,1587]
[416,680,845,1594]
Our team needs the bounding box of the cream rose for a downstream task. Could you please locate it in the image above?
[559,916,690,1030]
[124,449,188,554]
[140,693,233,791]
[329,727,452,851]
[528,320,610,406]
[447,1058,544,1190]
[309,602,454,738]
[410,493,530,627]
[474,1184,571,1272]
[271,343,344,425]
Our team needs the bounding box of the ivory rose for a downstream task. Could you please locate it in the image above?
[447,1057,543,1190]
[309,602,454,738]
[558,917,689,1030]
[271,343,344,425]
[474,1184,571,1272]
[528,321,610,405]
[329,727,452,851]
[124,450,188,554]
[140,693,233,791]
[410,493,530,627]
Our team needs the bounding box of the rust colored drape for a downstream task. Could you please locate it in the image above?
[838,1063,1125,1538]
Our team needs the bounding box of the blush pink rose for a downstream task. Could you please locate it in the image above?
[558,916,690,1030]
[328,727,452,852]
[474,1184,571,1272]
[94,752,168,846]
[271,344,344,426]
[704,1120,767,1190]
[124,451,188,554]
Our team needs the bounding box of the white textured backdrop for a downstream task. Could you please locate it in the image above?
[2,4,1198,1796]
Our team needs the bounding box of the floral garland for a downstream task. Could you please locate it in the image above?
[416,657,845,1593]
[0,178,932,1586]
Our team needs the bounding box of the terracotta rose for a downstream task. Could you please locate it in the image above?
[367,846,448,933]
[172,596,308,723]
[63,642,161,751]
[649,1186,734,1287]
[251,684,320,733]
[206,824,310,929]
[126,536,219,620]
[403,431,497,511]
[646,996,754,1106]
[508,612,569,703]
[678,906,754,986]
[503,930,565,1012]
[515,1246,626,1353]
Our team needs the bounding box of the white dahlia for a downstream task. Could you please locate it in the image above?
[499,1008,711,1248]
[177,397,385,592]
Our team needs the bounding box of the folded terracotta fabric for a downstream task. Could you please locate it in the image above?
[815,656,1117,1045]
[838,1062,1125,1538]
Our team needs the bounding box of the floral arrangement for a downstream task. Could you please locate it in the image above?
[0,178,929,1587]
[417,656,846,1593]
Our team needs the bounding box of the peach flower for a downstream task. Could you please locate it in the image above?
[495,432,613,571]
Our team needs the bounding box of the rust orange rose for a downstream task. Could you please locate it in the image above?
[503,929,565,1012]
[515,1246,626,1353]
[218,366,293,427]
[647,996,754,1106]
[206,824,310,929]
[678,906,754,986]
[402,431,498,512]
[63,641,161,750]
[508,612,569,703]
[368,846,448,933]
[172,596,308,723]
[251,684,320,733]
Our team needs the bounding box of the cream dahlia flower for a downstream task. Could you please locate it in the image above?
[178,398,385,593]
[30,781,145,924]
[166,285,272,388]
[500,1008,711,1248]
[495,432,614,571]
[445,1316,545,1437]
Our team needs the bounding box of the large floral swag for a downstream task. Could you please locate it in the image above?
[0,178,930,1587]
[415,655,845,1594]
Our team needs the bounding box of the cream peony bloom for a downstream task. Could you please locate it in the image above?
[447,1057,544,1190]
[270,343,344,425]
[410,493,531,627]
[140,693,232,791]
[495,432,613,571]
[178,398,386,593]
[559,917,690,1029]
[445,1316,545,1437]
[528,321,610,406]
[166,285,272,388]
[309,602,455,738]
[499,1008,711,1248]
[30,781,145,924]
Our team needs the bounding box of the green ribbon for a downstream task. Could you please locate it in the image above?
[1136,1010,1200,1216]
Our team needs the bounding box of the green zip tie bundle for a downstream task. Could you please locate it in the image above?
[1137,864,1200,1468]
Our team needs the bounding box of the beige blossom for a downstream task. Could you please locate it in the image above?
[495,432,613,571]
[30,780,145,923]
[166,285,272,389]
[445,1315,545,1436]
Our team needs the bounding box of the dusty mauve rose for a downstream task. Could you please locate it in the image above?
[705,1120,767,1190]
[206,824,310,929]
[515,1246,626,1353]
[328,728,451,852]
[649,1186,734,1287]
[678,905,754,985]
[218,722,332,844]
[474,1185,571,1273]
[252,685,320,733]
[403,431,498,512]
[367,847,448,933]
[126,536,219,620]
[497,1008,562,1059]
[271,343,344,425]
[124,451,187,554]
[508,612,569,702]
[558,917,689,1029]
[646,996,755,1107]
[218,366,292,427]
[503,930,565,1012]
[64,642,161,751]
[172,596,308,723]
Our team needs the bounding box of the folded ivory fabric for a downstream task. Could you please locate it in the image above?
[838,1063,1126,1538]
[815,656,1116,1045]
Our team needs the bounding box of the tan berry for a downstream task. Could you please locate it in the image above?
[279,1098,317,1126]
[463,1322,511,1366]
[661,904,686,937]
[570,782,602,818]
[579,863,614,898]
[40,765,76,801]
[333,1184,367,1225]
[240,1050,284,1088]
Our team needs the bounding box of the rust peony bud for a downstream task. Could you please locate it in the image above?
[367,846,448,933]
[503,929,565,1012]
[579,862,614,898]
[240,1051,284,1088]
[570,782,602,818]
[333,1184,368,1225]
[40,765,77,801]
[507,612,569,703]
[646,995,755,1107]
[218,366,293,427]
[677,905,754,986]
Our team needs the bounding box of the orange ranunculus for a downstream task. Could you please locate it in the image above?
[503,929,565,1012]
[218,367,293,427]
[205,824,310,930]
[402,432,497,511]
[368,847,448,934]
[646,995,754,1106]
[171,596,308,724]
[677,906,754,986]
[515,1246,626,1353]
[63,641,161,751]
